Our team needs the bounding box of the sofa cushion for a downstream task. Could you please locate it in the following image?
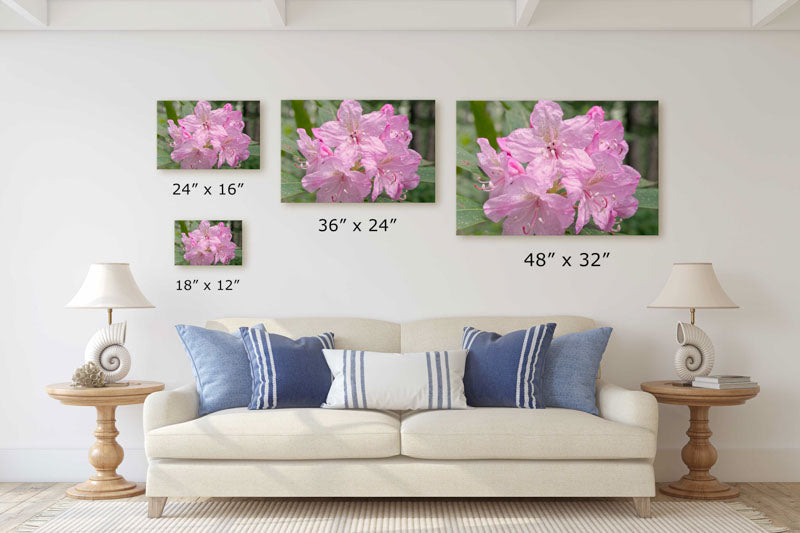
[542,327,613,415]
[400,408,655,460]
[174,325,252,417]
[462,324,555,408]
[322,349,469,410]
[240,324,334,410]
[146,408,400,460]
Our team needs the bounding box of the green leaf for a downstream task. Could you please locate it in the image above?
[417,166,435,183]
[157,153,174,167]
[180,102,194,117]
[577,228,608,235]
[316,101,338,125]
[456,145,481,175]
[457,194,490,230]
[162,101,179,124]
[634,188,659,210]
[291,100,313,135]
[637,178,657,189]
[281,172,305,198]
[502,101,529,133]
[469,101,498,148]
[281,134,300,156]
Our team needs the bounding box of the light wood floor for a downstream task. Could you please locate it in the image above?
[1,482,798,532]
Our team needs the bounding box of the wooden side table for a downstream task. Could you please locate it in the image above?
[45,381,165,500]
[640,380,759,500]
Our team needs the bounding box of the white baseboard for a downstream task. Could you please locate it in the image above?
[0,449,148,482]
[654,448,800,482]
[2,448,798,483]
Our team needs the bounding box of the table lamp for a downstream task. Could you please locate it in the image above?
[66,263,154,384]
[648,263,738,383]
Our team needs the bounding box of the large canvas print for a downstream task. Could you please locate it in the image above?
[281,100,435,203]
[456,101,658,235]
[174,220,243,266]
[157,101,260,169]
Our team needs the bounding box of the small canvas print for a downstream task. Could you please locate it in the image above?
[281,100,435,203]
[174,220,243,266]
[157,101,260,169]
[456,100,658,235]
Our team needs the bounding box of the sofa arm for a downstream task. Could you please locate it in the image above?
[596,379,658,435]
[143,384,199,433]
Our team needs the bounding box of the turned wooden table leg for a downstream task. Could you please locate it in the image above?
[66,405,145,500]
[660,405,739,500]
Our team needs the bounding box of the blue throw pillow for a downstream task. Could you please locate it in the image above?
[461,324,556,408]
[542,327,613,415]
[175,325,252,417]
[240,324,334,409]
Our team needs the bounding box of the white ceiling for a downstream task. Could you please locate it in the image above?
[1,0,799,30]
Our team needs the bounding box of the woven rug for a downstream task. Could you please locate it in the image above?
[16,499,788,533]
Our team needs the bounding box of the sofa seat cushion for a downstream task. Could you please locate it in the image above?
[400,408,655,460]
[146,407,400,460]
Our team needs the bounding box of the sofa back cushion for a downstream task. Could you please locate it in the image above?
[401,316,595,352]
[208,316,596,355]
[208,317,401,352]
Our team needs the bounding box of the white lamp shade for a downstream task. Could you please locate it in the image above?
[66,263,154,309]
[648,262,738,309]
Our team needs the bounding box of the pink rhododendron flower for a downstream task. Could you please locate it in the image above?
[171,131,218,170]
[475,138,524,198]
[296,100,422,202]
[483,169,575,235]
[180,221,238,265]
[168,101,252,169]
[296,129,333,173]
[301,152,373,203]
[471,101,642,235]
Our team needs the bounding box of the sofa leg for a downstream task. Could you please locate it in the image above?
[148,497,167,518]
[632,497,651,518]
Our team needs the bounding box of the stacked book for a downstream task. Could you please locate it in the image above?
[692,375,758,389]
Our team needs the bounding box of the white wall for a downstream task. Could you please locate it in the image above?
[0,30,798,483]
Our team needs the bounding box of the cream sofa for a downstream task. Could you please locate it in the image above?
[144,316,658,518]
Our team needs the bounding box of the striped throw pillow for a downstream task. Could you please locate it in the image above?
[461,323,556,408]
[321,350,468,410]
[240,324,334,409]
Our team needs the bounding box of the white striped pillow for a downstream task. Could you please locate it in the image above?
[321,349,469,410]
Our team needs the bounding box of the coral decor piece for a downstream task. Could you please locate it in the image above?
[177,220,240,266]
[84,322,130,383]
[456,100,658,236]
[71,362,106,388]
[157,100,260,169]
[282,100,435,203]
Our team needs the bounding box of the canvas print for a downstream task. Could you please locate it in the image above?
[456,100,658,235]
[157,101,260,169]
[174,220,242,266]
[281,100,435,203]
